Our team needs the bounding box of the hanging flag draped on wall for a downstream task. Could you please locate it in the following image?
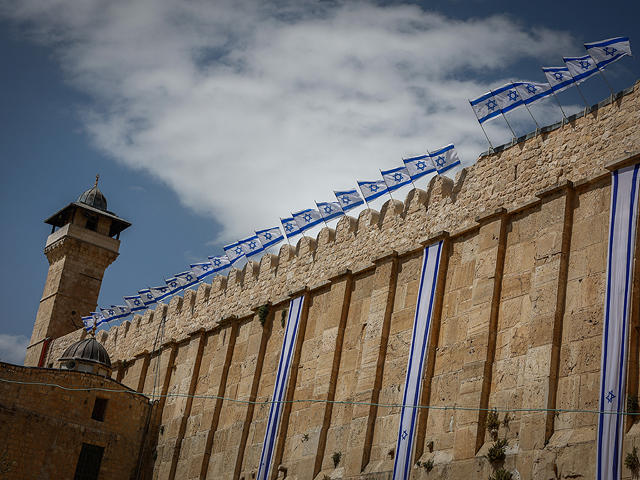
[392,240,444,480]
[292,208,324,232]
[430,144,461,174]
[404,154,436,181]
[563,55,599,83]
[585,37,632,69]
[597,164,640,480]
[542,67,577,93]
[316,201,344,222]
[239,235,266,258]
[208,254,232,273]
[358,180,389,202]
[256,226,285,249]
[280,217,302,239]
[334,189,364,212]
[175,270,200,289]
[469,90,502,124]
[124,295,146,313]
[224,241,246,266]
[256,296,305,480]
[381,166,413,192]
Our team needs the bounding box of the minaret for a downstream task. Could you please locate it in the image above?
[24,176,131,366]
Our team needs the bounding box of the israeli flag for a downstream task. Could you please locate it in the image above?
[82,315,95,332]
[239,235,266,258]
[256,296,305,480]
[100,307,119,322]
[492,83,524,115]
[175,271,200,289]
[124,294,146,313]
[207,254,232,273]
[382,166,413,192]
[334,189,364,212]
[293,208,324,232]
[256,226,285,249]
[430,144,461,174]
[91,311,107,327]
[110,304,131,319]
[316,201,344,222]
[543,67,577,93]
[470,90,502,124]
[393,240,443,480]
[597,164,640,480]
[358,180,389,202]
[281,217,302,238]
[164,277,183,296]
[224,242,246,266]
[513,81,554,106]
[585,36,632,69]
[563,55,599,83]
[149,284,172,302]
[404,154,436,181]
[190,261,215,280]
[138,289,157,307]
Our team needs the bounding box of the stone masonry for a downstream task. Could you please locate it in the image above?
[35,80,640,479]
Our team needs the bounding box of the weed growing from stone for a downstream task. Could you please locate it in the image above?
[258,305,270,326]
[485,439,508,464]
[332,451,342,468]
[489,467,512,480]
[625,446,640,473]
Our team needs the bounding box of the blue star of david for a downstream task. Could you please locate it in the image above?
[508,90,519,102]
[486,99,497,111]
[303,213,312,222]
[213,258,221,266]
[108,310,115,315]
[248,241,257,250]
[579,60,590,70]
[146,294,153,300]
[342,195,350,204]
[606,390,616,403]
[264,232,272,240]
[604,47,617,56]
[416,160,427,171]
[160,287,167,292]
[186,274,193,281]
[235,246,243,255]
[526,85,536,94]
[202,264,210,271]
[401,430,408,440]
[171,282,177,287]
[323,205,332,214]
[369,184,379,192]
[554,72,564,80]
[285,223,293,232]
[435,156,445,167]
[134,299,141,306]
[393,172,404,183]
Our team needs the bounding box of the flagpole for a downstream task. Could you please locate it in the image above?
[280,218,292,246]
[426,149,441,177]
[380,170,395,203]
[314,201,331,229]
[584,48,616,96]
[541,67,570,123]
[563,66,590,109]
[512,82,540,130]
[490,89,517,140]
[402,159,418,190]
[358,183,373,215]
[468,100,494,152]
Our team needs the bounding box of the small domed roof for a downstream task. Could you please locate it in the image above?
[59,337,112,368]
[77,175,107,211]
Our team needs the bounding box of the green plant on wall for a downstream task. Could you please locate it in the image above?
[332,451,342,468]
[258,305,270,326]
[485,439,508,464]
[489,467,513,480]
[628,394,639,415]
[486,408,500,437]
[625,446,640,473]
[281,308,288,328]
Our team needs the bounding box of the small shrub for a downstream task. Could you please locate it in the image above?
[489,467,513,480]
[424,459,434,472]
[485,439,508,464]
[486,408,501,436]
[121,359,128,369]
[625,446,640,472]
[258,305,270,326]
[281,309,288,328]
[151,448,158,461]
[628,394,639,415]
[332,451,342,468]
[301,433,309,442]
[322,475,330,480]
[159,425,165,435]
[502,413,511,428]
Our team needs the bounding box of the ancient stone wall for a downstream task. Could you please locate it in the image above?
[41,81,640,479]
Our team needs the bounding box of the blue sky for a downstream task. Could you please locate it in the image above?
[1,0,639,364]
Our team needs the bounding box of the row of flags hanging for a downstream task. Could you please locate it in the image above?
[470,36,633,148]
[82,144,461,332]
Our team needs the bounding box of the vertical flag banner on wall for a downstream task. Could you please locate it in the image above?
[393,240,444,480]
[597,164,640,480]
[256,296,305,480]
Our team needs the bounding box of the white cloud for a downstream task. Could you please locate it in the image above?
[0,334,28,365]
[2,0,575,243]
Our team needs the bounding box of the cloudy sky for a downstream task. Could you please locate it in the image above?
[1,0,639,364]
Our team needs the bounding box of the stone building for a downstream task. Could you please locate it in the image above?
[3,80,640,480]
